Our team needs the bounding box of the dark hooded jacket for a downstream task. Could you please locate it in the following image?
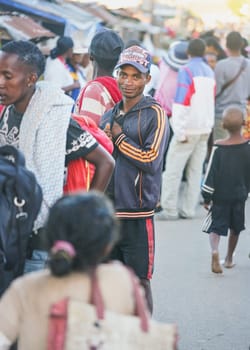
[100,95,169,218]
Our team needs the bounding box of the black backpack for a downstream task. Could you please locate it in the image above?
[0,145,43,295]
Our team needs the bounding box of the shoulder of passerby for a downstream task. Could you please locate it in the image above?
[177,66,193,87]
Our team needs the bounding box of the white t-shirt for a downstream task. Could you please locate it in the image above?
[44,57,74,89]
[144,63,160,96]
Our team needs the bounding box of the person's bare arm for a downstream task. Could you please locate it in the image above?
[84,144,115,192]
[62,81,80,94]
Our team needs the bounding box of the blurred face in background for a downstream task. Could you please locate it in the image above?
[205,44,219,57]
[205,53,217,70]
[71,53,84,66]
[81,53,90,68]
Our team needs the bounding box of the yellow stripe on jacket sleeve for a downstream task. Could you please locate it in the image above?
[115,105,165,163]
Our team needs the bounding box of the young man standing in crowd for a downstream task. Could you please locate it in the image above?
[100,45,169,313]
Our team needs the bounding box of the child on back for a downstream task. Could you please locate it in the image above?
[201,105,250,273]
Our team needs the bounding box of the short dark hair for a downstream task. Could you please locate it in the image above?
[204,36,227,60]
[94,56,119,71]
[226,31,243,51]
[222,105,244,132]
[1,40,45,78]
[50,36,74,59]
[46,191,119,276]
[187,38,206,57]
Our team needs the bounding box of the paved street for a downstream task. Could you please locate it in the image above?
[152,198,250,350]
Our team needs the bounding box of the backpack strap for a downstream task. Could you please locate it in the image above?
[216,58,247,99]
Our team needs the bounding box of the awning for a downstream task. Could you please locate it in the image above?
[0,12,56,41]
[0,0,101,44]
[67,1,119,27]
[0,0,65,24]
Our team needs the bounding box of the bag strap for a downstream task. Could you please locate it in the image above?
[127,268,149,332]
[48,298,68,350]
[91,266,150,332]
[216,58,247,99]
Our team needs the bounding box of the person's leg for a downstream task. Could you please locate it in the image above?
[155,125,174,213]
[140,217,154,315]
[162,123,173,173]
[106,218,126,264]
[202,203,228,274]
[118,218,155,314]
[159,135,193,219]
[223,200,245,268]
[224,230,239,268]
[209,232,223,273]
[209,232,220,252]
[180,134,208,218]
[140,278,153,314]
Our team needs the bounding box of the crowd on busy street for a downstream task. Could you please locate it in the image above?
[0,18,249,349]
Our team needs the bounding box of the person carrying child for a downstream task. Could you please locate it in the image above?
[201,105,250,273]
